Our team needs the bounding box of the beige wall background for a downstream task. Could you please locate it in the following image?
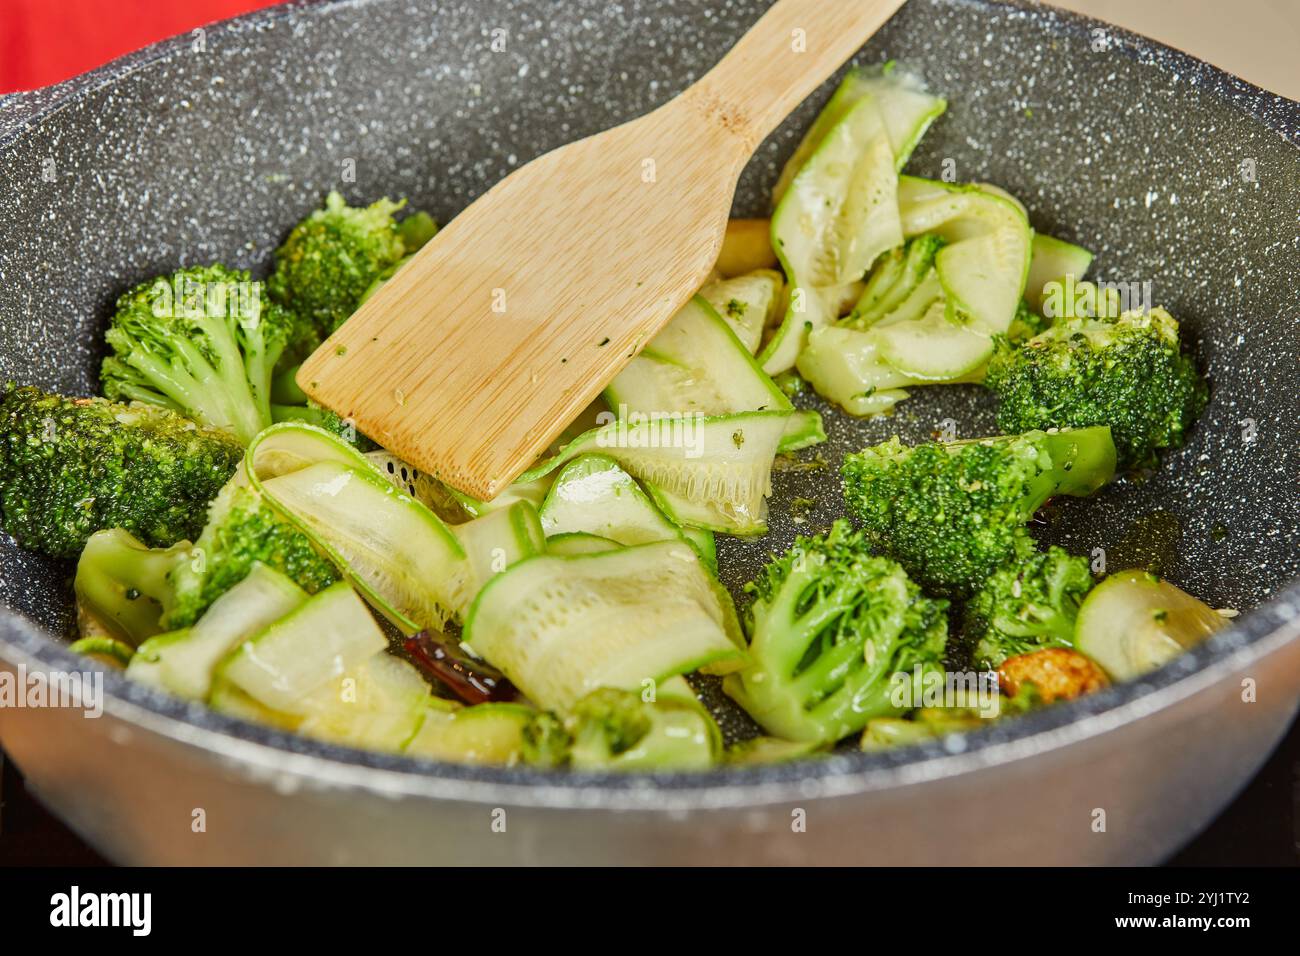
[1048,0,1300,100]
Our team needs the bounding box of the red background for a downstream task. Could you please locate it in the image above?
[0,0,284,94]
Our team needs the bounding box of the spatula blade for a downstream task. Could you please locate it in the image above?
[298,117,740,500]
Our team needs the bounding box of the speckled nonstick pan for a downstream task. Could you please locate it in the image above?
[0,0,1297,865]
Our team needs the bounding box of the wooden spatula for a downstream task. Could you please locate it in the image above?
[298,0,907,499]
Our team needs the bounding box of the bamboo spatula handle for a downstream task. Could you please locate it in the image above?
[685,0,908,149]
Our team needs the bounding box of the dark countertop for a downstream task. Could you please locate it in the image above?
[2,712,1297,866]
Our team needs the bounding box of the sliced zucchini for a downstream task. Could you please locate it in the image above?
[295,652,434,752]
[758,280,861,376]
[404,701,535,765]
[772,95,901,289]
[796,325,918,416]
[446,475,555,520]
[874,299,994,380]
[1025,233,1094,315]
[605,295,816,453]
[844,235,944,329]
[68,636,135,669]
[871,268,944,328]
[247,425,470,632]
[772,65,946,207]
[539,454,686,546]
[898,176,1009,239]
[680,526,718,574]
[935,225,1032,335]
[1075,570,1226,681]
[772,71,874,208]
[698,269,783,354]
[859,66,947,168]
[366,409,594,522]
[643,484,757,539]
[519,411,790,535]
[897,176,1032,334]
[217,581,388,713]
[606,296,789,419]
[780,408,827,452]
[972,182,1027,216]
[450,499,546,615]
[260,463,469,633]
[463,541,744,712]
[128,563,309,699]
[244,420,370,479]
[546,532,623,556]
[209,676,303,731]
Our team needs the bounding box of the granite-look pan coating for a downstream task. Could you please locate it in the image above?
[0,0,1297,789]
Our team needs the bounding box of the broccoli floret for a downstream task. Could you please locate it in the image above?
[100,264,302,446]
[985,307,1208,470]
[267,192,436,335]
[842,427,1116,598]
[165,481,339,628]
[521,687,718,770]
[964,546,1096,669]
[0,385,242,557]
[722,520,949,744]
[75,528,190,644]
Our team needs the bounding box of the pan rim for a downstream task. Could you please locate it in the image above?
[2,589,1298,807]
[0,0,1297,806]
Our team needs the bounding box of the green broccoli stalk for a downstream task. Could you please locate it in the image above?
[165,480,339,629]
[0,385,242,557]
[964,546,1096,669]
[842,427,1116,598]
[985,307,1208,470]
[267,192,437,336]
[521,687,720,770]
[74,528,190,644]
[101,265,303,445]
[722,520,949,744]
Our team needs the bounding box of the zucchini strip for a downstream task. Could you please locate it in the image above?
[772,65,947,208]
[245,423,469,633]
[518,411,790,535]
[698,269,783,354]
[605,295,821,452]
[463,541,745,712]
[450,499,546,616]
[896,176,1033,334]
[217,580,388,712]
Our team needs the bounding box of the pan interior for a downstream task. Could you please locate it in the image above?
[0,0,1296,774]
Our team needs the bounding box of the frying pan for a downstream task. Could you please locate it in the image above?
[0,0,1297,865]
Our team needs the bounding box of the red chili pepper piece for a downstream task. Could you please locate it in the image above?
[404,632,518,705]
